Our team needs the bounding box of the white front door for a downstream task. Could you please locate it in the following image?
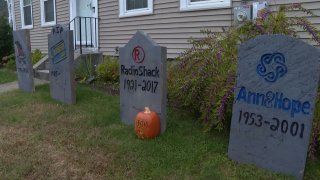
[70,0,98,48]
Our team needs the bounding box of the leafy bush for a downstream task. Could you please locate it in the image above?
[310,89,320,160]
[4,54,16,70]
[0,16,13,58]
[96,56,119,85]
[32,49,43,64]
[169,29,238,131]
[2,49,43,70]
[168,4,320,158]
[75,55,97,83]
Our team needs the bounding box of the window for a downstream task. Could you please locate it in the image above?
[20,0,33,29]
[119,0,153,18]
[40,0,56,26]
[180,0,231,11]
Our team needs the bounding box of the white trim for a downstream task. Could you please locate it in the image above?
[20,0,33,29]
[40,0,57,27]
[119,0,153,18]
[11,0,16,30]
[180,0,231,11]
[92,0,99,50]
[69,0,74,21]
[6,0,16,30]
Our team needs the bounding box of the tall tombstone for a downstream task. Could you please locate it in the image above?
[48,25,76,104]
[120,31,167,133]
[228,35,320,179]
[13,29,34,92]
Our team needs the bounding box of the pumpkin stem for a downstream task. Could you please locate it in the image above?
[144,107,151,114]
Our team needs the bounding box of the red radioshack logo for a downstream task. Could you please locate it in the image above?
[132,46,145,64]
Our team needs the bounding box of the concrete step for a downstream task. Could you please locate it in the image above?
[33,49,103,81]
[33,55,49,71]
[34,69,49,81]
[44,60,50,70]
[74,47,100,55]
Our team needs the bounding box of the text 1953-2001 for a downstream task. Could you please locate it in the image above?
[238,110,305,138]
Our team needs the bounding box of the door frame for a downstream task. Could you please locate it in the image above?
[69,0,99,49]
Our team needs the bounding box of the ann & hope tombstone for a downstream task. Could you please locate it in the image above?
[120,31,167,133]
[228,35,320,179]
[13,29,34,92]
[48,25,76,104]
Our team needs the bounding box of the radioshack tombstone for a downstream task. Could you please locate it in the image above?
[48,25,76,104]
[13,29,34,92]
[120,31,167,133]
[228,35,320,179]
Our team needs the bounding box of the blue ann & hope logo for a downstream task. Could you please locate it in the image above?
[257,52,287,83]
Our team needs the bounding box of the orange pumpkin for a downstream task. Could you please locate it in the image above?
[135,107,161,139]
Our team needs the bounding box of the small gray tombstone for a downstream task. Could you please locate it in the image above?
[13,29,34,92]
[48,25,76,104]
[120,31,167,133]
[228,35,320,179]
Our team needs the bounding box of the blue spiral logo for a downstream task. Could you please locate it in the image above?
[257,53,287,83]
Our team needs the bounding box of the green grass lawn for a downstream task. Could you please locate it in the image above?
[0,68,16,84]
[0,85,318,179]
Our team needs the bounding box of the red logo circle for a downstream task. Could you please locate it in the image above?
[132,46,145,64]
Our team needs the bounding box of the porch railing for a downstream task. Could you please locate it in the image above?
[68,16,99,54]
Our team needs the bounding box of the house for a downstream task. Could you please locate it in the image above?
[6,0,320,59]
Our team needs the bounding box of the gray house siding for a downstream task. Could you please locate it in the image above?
[233,0,320,46]
[99,0,232,58]
[13,0,320,58]
[99,0,320,58]
[13,0,69,54]
[13,0,20,29]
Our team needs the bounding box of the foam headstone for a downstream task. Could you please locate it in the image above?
[119,31,167,133]
[228,35,320,179]
[48,25,76,104]
[13,29,34,92]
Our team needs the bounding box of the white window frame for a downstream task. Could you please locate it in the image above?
[6,0,16,30]
[40,0,56,27]
[20,0,33,29]
[119,0,153,18]
[180,0,231,11]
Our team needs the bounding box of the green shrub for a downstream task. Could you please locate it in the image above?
[168,4,320,157]
[310,89,320,160]
[168,29,238,131]
[32,49,43,64]
[96,56,119,85]
[0,16,13,58]
[2,49,43,70]
[75,55,96,83]
[4,54,16,70]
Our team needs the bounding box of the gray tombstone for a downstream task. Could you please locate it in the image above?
[228,35,320,179]
[120,31,167,133]
[13,29,34,92]
[48,25,76,104]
